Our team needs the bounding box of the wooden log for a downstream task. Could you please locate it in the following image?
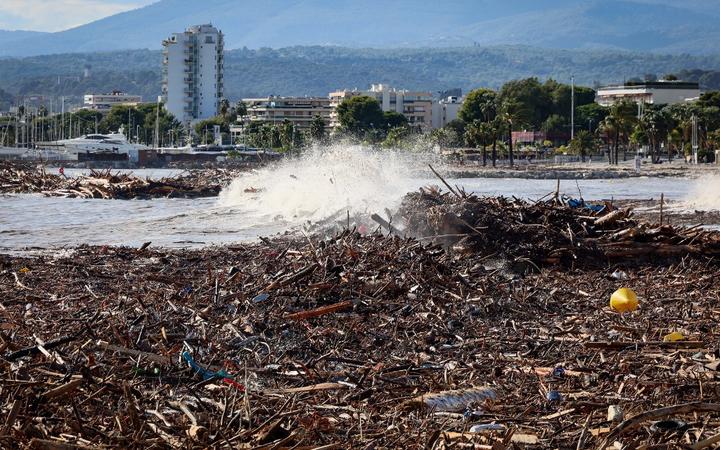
[285,300,353,321]
[265,263,319,291]
[42,379,84,401]
[5,334,76,361]
[594,208,629,227]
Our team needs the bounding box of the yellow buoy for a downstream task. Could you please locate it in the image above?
[610,288,638,313]
[663,332,685,342]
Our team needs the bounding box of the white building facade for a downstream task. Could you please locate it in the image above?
[240,96,333,130]
[596,81,700,106]
[162,24,224,126]
[329,84,433,130]
[431,96,463,129]
[82,92,142,112]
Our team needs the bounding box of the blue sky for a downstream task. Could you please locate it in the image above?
[0,0,155,32]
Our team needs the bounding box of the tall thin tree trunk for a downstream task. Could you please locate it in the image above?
[492,140,497,168]
[482,144,487,167]
[614,129,620,165]
[508,123,514,167]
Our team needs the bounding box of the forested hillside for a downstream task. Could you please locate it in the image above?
[1,46,720,105]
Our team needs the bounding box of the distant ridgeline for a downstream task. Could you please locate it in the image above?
[1,46,720,104]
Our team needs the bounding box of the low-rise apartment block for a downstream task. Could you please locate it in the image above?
[82,91,143,112]
[329,84,433,130]
[239,96,332,130]
[431,95,463,129]
[596,80,700,106]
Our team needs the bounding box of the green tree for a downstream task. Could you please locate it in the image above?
[568,130,598,162]
[100,105,144,138]
[430,126,461,148]
[336,95,384,137]
[279,120,294,151]
[236,101,248,118]
[383,126,411,149]
[309,114,327,142]
[383,111,408,130]
[601,100,637,164]
[576,103,609,133]
[458,88,497,123]
[544,79,595,120]
[464,120,496,166]
[497,78,552,130]
[638,105,672,163]
[194,116,229,145]
[541,114,566,136]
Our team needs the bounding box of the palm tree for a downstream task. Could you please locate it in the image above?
[602,100,636,164]
[600,114,620,164]
[568,130,597,162]
[638,106,671,163]
[464,120,496,166]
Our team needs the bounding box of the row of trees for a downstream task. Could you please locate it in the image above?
[1,103,181,148]
[426,78,597,166]
[429,78,720,165]
[591,92,720,164]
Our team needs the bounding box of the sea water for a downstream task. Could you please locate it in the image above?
[0,145,715,252]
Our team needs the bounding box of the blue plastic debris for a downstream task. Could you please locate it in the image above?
[181,351,245,391]
[546,390,562,402]
[567,198,605,213]
[252,293,270,303]
[180,285,193,296]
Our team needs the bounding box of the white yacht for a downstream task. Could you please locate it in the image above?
[47,131,149,155]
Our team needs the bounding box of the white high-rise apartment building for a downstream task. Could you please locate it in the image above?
[162,24,224,126]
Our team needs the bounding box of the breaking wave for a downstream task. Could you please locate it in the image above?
[218,143,434,227]
[684,174,720,211]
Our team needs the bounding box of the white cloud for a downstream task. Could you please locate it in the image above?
[0,0,156,32]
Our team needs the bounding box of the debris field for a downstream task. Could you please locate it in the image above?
[0,162,238,199]
[1,188,720,449]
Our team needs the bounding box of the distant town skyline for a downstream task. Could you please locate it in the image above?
[0,0,155,32]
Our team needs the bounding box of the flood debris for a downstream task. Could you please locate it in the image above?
[398,186,720,268]
[2,188,720,448]
[0,161,239,199]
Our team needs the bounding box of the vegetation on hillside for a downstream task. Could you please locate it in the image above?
[2,46,720,108]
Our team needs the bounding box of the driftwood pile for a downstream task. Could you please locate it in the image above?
[2,221,720,448]
[0,162,237,199]
[398,186,720,269]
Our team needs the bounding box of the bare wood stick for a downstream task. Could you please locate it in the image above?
[96,341,172,365]
[265,263,318,291]
[691,432,720,450]
[428,164,460,198]
[6,334,76,361]
[371,213,401,235]
[286,300,353,321]
[660,193,664,225]
[598,402,720,449]
[42,379,84,401]
[3,399,21,434]
[585,341,704,350]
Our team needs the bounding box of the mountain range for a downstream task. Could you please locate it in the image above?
[1,0,719,57]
